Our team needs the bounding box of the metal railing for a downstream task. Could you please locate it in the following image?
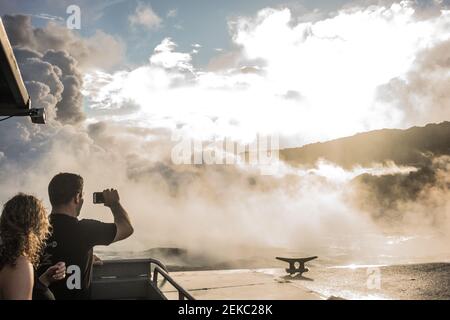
[92,258,195,300]
[152,264,195,300]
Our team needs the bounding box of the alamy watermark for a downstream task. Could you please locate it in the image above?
[66,5,81,30]
[171,132,280,175]
[66,265,81,289]
[366,267,382,290]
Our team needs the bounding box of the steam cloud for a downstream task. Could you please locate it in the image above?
[1,2,449,265]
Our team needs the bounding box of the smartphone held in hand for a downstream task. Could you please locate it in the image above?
[93,192,105,204]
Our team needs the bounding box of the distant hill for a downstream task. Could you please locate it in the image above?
[280,122,450,168]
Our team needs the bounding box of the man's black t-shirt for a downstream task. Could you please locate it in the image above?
[38,214,117,300]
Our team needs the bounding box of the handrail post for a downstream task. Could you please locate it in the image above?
[153,268,159,285]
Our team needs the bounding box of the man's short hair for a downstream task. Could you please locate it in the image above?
[48,173,84,206]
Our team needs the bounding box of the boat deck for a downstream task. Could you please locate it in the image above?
[162,268,322,300]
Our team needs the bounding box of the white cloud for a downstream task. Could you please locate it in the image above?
[150,38,193,72]
[4,15,125,71]
[31,13,64,21]
[129,2,162,30]
[167,8,177,18]
[86,2,450,145]
[80,30,126,71]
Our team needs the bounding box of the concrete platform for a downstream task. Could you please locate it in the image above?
[161,268,323,300]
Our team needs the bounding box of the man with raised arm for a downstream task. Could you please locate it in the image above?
[37,173,134,300]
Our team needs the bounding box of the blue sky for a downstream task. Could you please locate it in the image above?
[1,0,353,68]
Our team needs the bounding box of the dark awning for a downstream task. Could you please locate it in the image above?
[0,17,30,111]
[0,17,45,124]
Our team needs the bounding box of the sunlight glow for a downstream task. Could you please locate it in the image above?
[83,2,450,146]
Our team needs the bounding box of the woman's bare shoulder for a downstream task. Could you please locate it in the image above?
[2,256,33,276]
[0,256,34,299]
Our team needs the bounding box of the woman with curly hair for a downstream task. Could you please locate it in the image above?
[0,193,66,300]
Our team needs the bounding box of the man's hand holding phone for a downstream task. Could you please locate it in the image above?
[102,189,120,208]
[92,187,133,243]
